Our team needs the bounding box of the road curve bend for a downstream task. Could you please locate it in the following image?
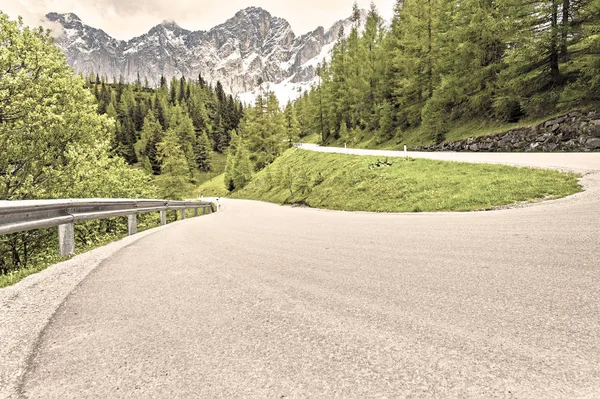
[10,150,600,398]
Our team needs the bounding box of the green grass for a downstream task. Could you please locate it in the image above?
[194,151,228,185]
[194,173,228,197]
[231,148,581,213]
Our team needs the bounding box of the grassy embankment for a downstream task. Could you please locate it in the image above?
[322,112,575,150]
[194,173,229,197]
[314,104,598,150]
[199,148,580,213]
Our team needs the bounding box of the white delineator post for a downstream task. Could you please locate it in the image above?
[58,223,75,257]
[404,145,407,153]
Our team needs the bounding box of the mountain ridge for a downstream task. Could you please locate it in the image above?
[47,7,367,103]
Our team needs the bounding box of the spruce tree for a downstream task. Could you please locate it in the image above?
[284,102,301,145]
[156,128,193,199]
[194,131,212,172]
[140,111,163,175]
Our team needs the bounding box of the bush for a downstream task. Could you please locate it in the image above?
[493,96,525,123]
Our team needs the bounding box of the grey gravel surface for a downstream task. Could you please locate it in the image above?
[4,151,600,398]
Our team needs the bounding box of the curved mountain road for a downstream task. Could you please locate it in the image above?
[12,150,600,398]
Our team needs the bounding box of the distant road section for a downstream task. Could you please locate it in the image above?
[6,148,600,398]
[298,143,600,172]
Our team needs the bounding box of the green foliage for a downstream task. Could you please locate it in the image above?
[194,173,229,197]
[91,66,244,169]
[0,13,155,275]
[194,131,212,172]
[140,111,163,174]
[239,93,286,171]
[233,149,581,212]
[284,102,301,145]
[294,0,600,146]
[378,101,395,140]
[224,135,253,191]
[155,128,194,199]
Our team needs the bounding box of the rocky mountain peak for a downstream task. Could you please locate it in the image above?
[47,12,81,24]
[147,19,190,37]
[48,9,367,103]
[159,19,182,30]
[233,6,272,20]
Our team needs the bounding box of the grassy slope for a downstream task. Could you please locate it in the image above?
[194,151,228,185]
[324,113,569,150]
[231,149,581,213]
[194,173,229,197]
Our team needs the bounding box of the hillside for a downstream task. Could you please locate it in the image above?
[228,149,581,212]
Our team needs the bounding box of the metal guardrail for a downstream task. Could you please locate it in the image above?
[0,199,214,256]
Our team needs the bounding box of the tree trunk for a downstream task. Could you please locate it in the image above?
[561,0,570,58]
[427,0,434,98]
[550,0,561,85]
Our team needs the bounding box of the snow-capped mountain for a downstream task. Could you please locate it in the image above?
[47,7,367,103]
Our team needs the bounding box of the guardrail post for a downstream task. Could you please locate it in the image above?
[160,210,167,226]
[180,209,186,220]
[58,223,75,257]
[203,206,208,215]
[194,208,199,217]
[128,214,137,236]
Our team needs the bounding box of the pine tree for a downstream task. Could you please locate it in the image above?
[284,102,301,145]
[379,100,395,141]
[169,76,179,105]
[169,105,197,174]
[224,136,253,192]
[156,128,193,199]
[115,86,137,163]
[194,131,212,172]
[389,0,444,128]
[140,111,163,175]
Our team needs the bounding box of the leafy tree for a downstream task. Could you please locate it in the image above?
[0,13,153,272]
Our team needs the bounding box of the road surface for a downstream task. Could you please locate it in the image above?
[7,149,600,398]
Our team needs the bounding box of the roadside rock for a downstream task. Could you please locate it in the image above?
[412,110,600,152]
[585,138,600,150]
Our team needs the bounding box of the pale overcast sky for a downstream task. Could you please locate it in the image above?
[2,0,396,40]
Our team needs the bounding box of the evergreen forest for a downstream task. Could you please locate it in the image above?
[292,0,600,145]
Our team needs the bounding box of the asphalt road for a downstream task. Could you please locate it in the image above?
[15,149,600,398]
